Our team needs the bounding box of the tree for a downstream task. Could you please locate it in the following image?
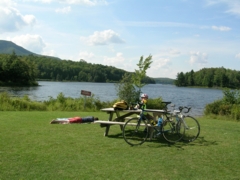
[132,55,153,99]
[175,72,185,86]
[115,73,136,104]
[187,70,194,86]
[115,55,153,104]
[0,52,38,85]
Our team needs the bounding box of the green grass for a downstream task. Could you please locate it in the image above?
[1,111,240,180]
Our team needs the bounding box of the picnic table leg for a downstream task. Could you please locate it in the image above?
[104,112,114,136]
[115,110,124,131]
[148,126,154,141]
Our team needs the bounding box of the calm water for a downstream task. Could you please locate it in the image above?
[0,81,223,116]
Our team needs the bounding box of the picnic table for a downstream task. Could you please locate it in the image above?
[95,108,166,136]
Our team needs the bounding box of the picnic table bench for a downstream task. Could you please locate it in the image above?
[95,108,166,137]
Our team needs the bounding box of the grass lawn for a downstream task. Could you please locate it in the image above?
[0,111,240,180]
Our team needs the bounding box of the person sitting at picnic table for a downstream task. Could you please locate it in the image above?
[50,116,98,124]
[135,93,155,123]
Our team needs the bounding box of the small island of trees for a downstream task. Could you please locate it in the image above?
[175,67,240,88]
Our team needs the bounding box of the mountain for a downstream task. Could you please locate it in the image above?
[0,40,37,56]
[0,40,60,59]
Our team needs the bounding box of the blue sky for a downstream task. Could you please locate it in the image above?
[0,0,240,79]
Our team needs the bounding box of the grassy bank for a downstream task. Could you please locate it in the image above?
[1,111,240,179]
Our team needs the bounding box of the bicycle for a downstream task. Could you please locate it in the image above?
[170,104,200,142]
[122,102,185,146]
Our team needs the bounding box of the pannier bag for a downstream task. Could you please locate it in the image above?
[113,100,128,110]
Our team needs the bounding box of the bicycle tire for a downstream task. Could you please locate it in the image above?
[162,119,185,143]
[122,117,148,146]
[182,115,200,142]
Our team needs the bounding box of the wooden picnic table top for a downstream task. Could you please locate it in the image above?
[101,108,166,113]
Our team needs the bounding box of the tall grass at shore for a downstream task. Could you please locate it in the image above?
[0,92,163,112]
[0,92,113,111]
[1,111,240,179]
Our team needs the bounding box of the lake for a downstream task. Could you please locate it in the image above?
[0,81,223,116]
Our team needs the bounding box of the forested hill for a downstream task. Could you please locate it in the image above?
[0,53,155,84]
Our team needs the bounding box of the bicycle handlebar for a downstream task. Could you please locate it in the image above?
[179,106,191,113]
[161,102,191,114]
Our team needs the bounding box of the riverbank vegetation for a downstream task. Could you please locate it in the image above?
[175,67,240,88]
[0,92,163,111]
[1,88,239,121]
[204,88,240,120]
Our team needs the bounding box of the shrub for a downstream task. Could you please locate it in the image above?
[204,89,240,121]
[204,99,223,115]
[147,98,164,109]
[231,104,240,120]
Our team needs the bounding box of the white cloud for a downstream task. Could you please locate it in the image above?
[43,49,57,57]
[206,0,240,16]
[189,51,208,65]
[226,2,240,16]
[0,0,16,6]
[55,6,71,13]
[81,29,125,46]
[10,34,46,53]
[212,25,231,31]
[78,51,95,61]
[0,6,36,32]
[158,48,181,57]
[103,52,125,66]
[152,58,171,69]
[236,53,240,59]
[146,49,178,76]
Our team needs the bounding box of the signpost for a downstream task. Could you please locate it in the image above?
[81,90,91,96]
[81,90,91,109]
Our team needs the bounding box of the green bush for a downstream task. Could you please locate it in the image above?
[204,89,240,121]
[147,98,164,109]
[231,104,240,120]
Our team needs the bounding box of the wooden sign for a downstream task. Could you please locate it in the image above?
[81,90,91,96]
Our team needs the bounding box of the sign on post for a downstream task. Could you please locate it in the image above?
[81,90,91,96]
[81,90,91,109]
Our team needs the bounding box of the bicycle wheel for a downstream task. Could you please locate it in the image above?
[182,116,200,142]
[162,120,185,143]
[123,117,148,146]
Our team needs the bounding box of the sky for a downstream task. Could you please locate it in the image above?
[0,0,240,79]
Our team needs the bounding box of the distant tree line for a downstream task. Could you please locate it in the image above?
[175,67,240,88]
[154,78,174,84]
[0,53,156,85]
